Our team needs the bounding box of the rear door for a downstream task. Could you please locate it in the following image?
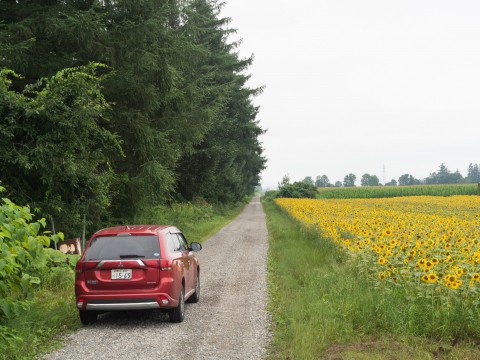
[166,232,193,292]
[175,232,196,294]
[82,235,161,291]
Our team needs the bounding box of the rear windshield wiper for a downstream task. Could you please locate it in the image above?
[119,254,146,259]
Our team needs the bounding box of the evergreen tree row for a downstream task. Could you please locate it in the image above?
[0,0,266,237]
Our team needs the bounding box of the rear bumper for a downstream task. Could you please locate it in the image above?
[76,290,178,311]
[75,277,179,311]
[84,298,161,311]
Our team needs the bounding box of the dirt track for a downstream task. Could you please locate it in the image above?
[45,196,270,360]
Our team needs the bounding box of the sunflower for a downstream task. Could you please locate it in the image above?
[427,273,438,283]
[445,274,457,284]
[446,280,459,289]
[378,257,388,265]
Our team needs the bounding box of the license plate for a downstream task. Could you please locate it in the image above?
[111,269,132,280]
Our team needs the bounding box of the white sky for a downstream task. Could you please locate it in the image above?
[220,0,480,189]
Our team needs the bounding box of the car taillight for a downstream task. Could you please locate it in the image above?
[143,259,161,268]
[75,262,84,278]
[77,297,85,309]
[160,259,173,271]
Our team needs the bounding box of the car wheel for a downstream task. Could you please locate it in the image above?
[79,310,98,325]
[169,285,185,323]
[188,271,200,303]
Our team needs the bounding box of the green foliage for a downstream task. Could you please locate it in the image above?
[398,173,421,186]
[134,199,245,243]
[1,274,80,360]
[360,173,380,186]
[0,0,265,235]
[0,186,63,322]
[343,173,357,187]
[264,190,279,201]
[302,176,314,185]
[278,174,291,189]
[316,184,480,199]
[466,163,480,183]
[276,182,317,199]
[0,64,120,237]
[174,0,266,204]
[315,175,331,188]
[426,163,464,185]
[385,178,398,186]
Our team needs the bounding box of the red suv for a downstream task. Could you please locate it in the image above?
[75,225,201,325]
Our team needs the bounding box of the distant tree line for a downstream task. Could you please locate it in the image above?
[0,0,266,237]
[301,163,480,188]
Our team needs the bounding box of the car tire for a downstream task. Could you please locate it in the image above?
[169,285,185,323]
[188,271,200,303]
[79,310,98,325]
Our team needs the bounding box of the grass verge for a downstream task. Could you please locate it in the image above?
[1,267,80,360]
[263,198,480,359]
[1,200,247,360]
[134,199,247,243]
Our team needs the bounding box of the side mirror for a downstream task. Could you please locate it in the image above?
[189,242,202,252]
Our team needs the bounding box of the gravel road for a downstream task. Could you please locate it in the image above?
[44,196,270,360]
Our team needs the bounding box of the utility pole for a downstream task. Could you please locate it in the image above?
[382,163,386,185]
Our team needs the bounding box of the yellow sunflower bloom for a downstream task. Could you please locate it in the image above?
[427,273,438,283]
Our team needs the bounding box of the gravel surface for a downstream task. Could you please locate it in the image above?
[44,196,270,360]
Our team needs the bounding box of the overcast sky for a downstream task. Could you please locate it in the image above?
[220,0,480,189]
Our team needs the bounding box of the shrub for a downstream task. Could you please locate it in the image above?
[276,182,317,199]
[0,185,63,321]
[264,190,279,200]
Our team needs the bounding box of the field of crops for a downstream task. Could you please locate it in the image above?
[275,196,480,295]
[316,184,480,199]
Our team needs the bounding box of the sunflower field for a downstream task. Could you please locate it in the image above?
[275,196,480,300]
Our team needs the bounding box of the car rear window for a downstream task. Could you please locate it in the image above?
[84,235,160,260]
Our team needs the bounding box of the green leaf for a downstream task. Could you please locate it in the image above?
[30,222,40,236]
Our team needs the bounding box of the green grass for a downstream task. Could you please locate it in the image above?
[1,200,247,360]
[134,200,247,243]
[1,267,81,360]
[264,198,480,359]
[316,184,480,199]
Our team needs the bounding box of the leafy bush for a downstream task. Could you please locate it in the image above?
[264,190,279,200]
[0,185,63,321]
[136,200,215,226]
[276,182,317,199]
[134,199,246,244]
